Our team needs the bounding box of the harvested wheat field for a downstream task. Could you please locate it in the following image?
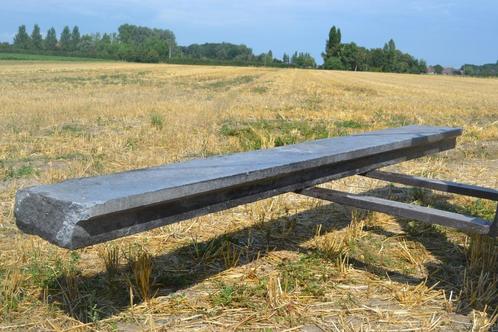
[0,61,497,331]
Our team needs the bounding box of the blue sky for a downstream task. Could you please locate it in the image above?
[1,0,497,67]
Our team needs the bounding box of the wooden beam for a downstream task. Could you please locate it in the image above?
[362,170,498,201]
[298,187,492,236]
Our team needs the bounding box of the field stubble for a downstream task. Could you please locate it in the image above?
[0,61,497,331]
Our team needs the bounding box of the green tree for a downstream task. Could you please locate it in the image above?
[264,50,273,65]
[382,39,397,72]
[300,53,316,68]
[97,33,112,54]
[31,24,43,49]
[340,43,360,71]
[71,26,81,50]
[368,48,385,71]
[418,59,428,73]
[13,25,31,49]
[283,53,290,64]
[291,51,316,68]
[324,56,344,70]
[341,43,370,71]
[291,51,298,65]
[45,27,58,50]
[78,34,98,55]
[323,25,341,61]
[433,64,443,74]
[117,24,177,61]
[60,26,72,51]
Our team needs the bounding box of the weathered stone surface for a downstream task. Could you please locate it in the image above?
[15,125,461,249]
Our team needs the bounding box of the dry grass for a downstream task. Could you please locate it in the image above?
[99,244,120,279]
[0,60,497,330]
[0,268,24,315]
[127,246,154,303]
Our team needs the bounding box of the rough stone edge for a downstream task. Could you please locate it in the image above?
[15,189,91,249]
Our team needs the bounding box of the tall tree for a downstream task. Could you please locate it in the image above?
[45,27,58,50]
[13,25,31,49]
[324,26,341,60]
[383,38,397,72]
[322,25,343,69]
[369,48,385,71]
[291,52,316,68]
[71,26,81,50]
[291,51,298,65]
[282,53,290,64]
[31,24,43,49]
[264,50,273,66]
[98,33,112,53]
[60,26,72,51]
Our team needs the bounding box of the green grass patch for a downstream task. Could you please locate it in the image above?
[458,199,496,221]
[339,85,378,96]
[210,282,266,308]
[335,119,365,129]
[24,251,108,322]
[409,188,496,222]
[0,52,106,62]
[251,86,268,94]
[4,164,37,180]
[98,72,147,85]
[61,123,85,134]
[277,254,334,297]
[220,119,329,150]
[150,112,164,130]
[202,75,257,90]
[373,110,414,127]
[347,234,416,274]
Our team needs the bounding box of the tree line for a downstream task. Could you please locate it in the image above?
[322,26,427,74]
[0,24,317,68]
[6,23,492,76]
[461,62,498,77]
[3,24,178,63]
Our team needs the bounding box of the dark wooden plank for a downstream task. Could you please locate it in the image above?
[298,187,491,235]
[362,170,498,201]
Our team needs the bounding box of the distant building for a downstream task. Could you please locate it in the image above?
[427,65,465,75]
[442,67,463,75]
[442,67,454,75]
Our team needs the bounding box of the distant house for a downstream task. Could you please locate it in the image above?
[442,67,462,75]
[442,67,454,75]
[426,66,436,74]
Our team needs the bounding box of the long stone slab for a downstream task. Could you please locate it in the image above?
[15,125,462,249]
